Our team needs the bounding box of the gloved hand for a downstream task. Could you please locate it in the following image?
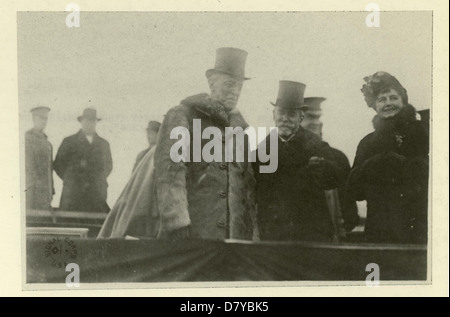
[307,156,338,190]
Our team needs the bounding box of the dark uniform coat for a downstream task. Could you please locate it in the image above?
[347,104,429,244]
[325,144,360,231]
[154,93,258,241]
[54,130,113,213]
[25,128,54,210]
[253,127,340,242]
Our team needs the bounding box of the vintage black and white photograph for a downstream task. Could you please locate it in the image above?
[17,9,435,286]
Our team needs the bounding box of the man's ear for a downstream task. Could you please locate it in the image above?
[207,77,213,89]
[299,110,305,123]
[207,74,218,90]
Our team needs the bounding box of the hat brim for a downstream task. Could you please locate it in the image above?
[77,116,101,122]
[270,101,309,110]
[206,69,250,81]
[30,106,51,113]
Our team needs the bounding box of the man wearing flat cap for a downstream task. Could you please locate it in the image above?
[153,47,258,240]
[54,108,112,213]
[301,97,359,233]
[253,81,341,242]
[25,106,54,211]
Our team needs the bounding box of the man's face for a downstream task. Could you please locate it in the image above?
[273,107,303,138]
[300,113,322,138]
[375,88,405,119]
[209,73,244,112]
[32,113,48,131]
[146,129,158,147]
[81,118,97,135]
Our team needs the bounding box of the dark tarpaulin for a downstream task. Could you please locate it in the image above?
[27,237,427,283]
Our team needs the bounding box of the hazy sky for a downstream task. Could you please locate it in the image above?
[18,12,432,207]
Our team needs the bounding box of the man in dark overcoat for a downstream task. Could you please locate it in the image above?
[253,81,340,242]
[54,108,112,213]
[25,106,54,211]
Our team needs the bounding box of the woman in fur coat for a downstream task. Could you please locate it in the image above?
[348,72,429,244]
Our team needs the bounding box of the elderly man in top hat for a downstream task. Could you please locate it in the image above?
[301,97,359,232]
[25,106,54,211]
[54,108,113,213]
[153,47,258,240]
[253,81,340,242]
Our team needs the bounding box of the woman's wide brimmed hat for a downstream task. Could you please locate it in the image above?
[271,80,308,110]
[361,71,408,108]
[205,47,250,80]
[77,108,101,121]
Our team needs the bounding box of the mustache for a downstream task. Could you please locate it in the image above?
[278,123,296,128]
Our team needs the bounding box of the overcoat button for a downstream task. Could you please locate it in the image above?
[219,163,227,170]
[219,191,227,198]
[217,220,226,228]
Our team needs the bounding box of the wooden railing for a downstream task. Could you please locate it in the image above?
[26,209,107,222]
[26,209,107,238]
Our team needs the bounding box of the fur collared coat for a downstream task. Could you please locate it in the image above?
[155,94,257,240]
[154,94,258,240]
[99,94,258,240]
[347,104,429,244]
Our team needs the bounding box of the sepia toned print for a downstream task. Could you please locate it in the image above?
[18,10,432,286]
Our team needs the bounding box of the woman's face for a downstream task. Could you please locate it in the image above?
[374,88,405,118]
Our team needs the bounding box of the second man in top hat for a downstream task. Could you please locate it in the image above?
[253,81,341,242]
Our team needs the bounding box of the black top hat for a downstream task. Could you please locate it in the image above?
[271,80,308,109]
[77,108,101,121]
[205,47,250,80]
